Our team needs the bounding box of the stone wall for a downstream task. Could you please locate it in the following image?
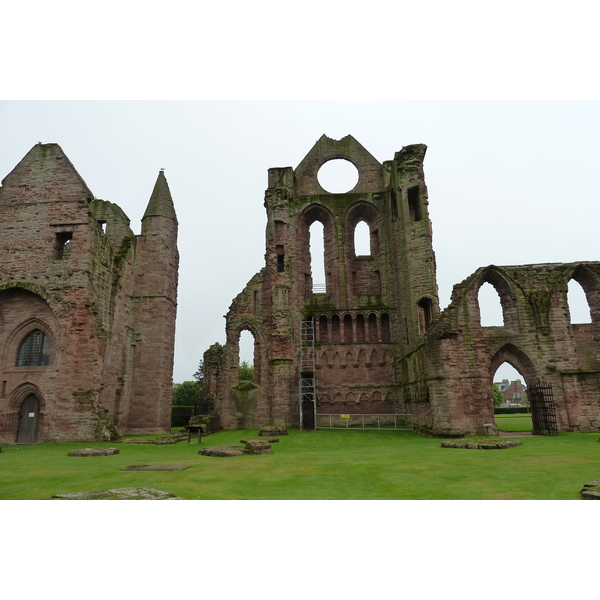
[403,263,600,436]
[0,144,178,443]
[208,135,439,429]
[207,136,600,436]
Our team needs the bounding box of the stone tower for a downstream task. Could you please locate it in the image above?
[0,143,178,443]
[205,135,438,429]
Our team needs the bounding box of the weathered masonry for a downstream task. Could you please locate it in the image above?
[204,135,600,436]
[0,143,178,443]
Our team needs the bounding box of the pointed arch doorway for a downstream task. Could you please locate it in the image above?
[17,394,40,443]
[490,345,536,435]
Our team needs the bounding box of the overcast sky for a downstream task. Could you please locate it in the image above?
[1,100,600,384]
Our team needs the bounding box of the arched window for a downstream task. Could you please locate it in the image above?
[319,315,329,343]
[343,314,353,342]
[478,282,504,327]
[331,314,341,343]
[17,329,50,367]
[567,279,592,324]
[238,329,256,383]
[354,220,371,256]
[368,313,378,342]
[356,314,366,343]
[309,221,326,293]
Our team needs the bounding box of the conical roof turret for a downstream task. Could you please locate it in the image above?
[142,170,177,222]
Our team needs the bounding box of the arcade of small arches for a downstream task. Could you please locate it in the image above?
[318,390,396,407]
[312,311,391,344]
[318,346,391,369]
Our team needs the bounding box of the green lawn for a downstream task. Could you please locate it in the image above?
[1,428,598,499]
[495,413,533,432]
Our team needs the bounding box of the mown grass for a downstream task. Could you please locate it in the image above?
[495,413,533,432]
[1,428,598,500]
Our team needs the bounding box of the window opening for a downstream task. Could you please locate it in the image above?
[54,232,73,260]
[418,299,433,333]
[317,158,359,194]
[276,245,285,273]
[567,279,591,324]
[478,282,504,327]
[354,221,371,256]
[98,220,107,234]
[238,330,255,382]
[309,221,326,293]
[407,186,422,221]
[17,329,50,367]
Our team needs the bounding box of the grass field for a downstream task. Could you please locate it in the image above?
[1,428,598,500]
[495,413,533,432]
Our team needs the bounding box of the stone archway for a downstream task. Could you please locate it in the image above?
[489,345,539,435]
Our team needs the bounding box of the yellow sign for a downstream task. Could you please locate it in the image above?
[341,414,350,418]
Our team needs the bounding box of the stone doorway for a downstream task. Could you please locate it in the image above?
[302,399,315,430]
[492,359,532,435]
[17,394,40,443]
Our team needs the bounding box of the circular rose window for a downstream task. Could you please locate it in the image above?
[317,158,359,193]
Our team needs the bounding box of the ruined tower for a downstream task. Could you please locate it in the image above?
[205,135,438,429]
[0,143,178,443]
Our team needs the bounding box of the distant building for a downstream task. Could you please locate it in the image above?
[0,144,178,443]
[495,379,528,407]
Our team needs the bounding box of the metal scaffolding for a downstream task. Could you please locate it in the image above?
[299,318,316,430]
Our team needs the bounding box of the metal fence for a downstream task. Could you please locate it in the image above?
[315,413,413,430]
[170,401,212,433]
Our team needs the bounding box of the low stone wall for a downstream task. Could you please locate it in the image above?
[441,438,522,449]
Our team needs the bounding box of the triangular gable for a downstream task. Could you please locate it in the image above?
[0,143,94,204]
[293,134,384,195]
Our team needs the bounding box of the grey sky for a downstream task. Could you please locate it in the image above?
[1,101,599,384]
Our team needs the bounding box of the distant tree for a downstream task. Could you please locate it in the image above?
[239,360,254,381]
[492,383,504,408]
[172,381,202,406]
[193,359,204,385]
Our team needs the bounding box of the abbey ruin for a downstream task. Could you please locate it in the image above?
[0,143,178,443]
[3,136,600,444]
[203,135,600,436]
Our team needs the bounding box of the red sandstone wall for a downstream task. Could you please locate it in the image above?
[0,144,178,442]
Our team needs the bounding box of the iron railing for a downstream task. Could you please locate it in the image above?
[315,413,413,430]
